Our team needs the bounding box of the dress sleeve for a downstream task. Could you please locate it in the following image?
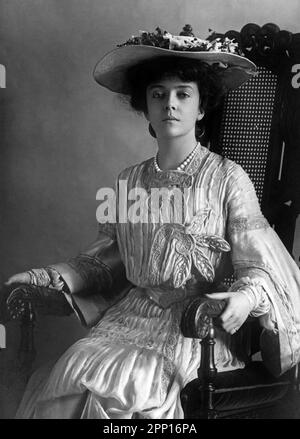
[50,222,131,328]
[225,163,300,376]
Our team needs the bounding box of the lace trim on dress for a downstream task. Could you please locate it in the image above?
[142,163,193,191]
[228,216,269,233]
[161,303,183,395]
[25,267,66,291]
[68,254,113,292]
[141,145,207,191]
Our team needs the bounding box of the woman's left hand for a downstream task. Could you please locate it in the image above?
[206,291,252,335]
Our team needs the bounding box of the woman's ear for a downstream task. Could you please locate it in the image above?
[197,108,205,121]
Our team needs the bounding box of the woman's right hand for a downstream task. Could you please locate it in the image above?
[5,272,31,286]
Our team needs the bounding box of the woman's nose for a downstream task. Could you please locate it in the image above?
[165,93,177,110]
[165,103,176,110]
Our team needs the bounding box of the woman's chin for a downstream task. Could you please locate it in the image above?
[156,128,183,139]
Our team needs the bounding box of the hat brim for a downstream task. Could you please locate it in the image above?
[93,45,257,93]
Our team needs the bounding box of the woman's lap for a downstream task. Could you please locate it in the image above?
[15,292,196,418]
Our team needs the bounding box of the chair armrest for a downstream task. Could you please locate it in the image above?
[181,297,226,339]
[0,284,74,380]
[5,283,74,319]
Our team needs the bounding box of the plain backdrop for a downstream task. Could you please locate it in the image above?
[0,0,299,418]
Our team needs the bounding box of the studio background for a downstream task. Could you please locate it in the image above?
[0,0,299,418]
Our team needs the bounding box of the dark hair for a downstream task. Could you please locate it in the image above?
[124,56,227,140]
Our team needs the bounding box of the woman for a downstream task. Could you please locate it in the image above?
[4,27,300,419]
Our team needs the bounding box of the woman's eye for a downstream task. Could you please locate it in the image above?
[178,92,190,98]
[152,91,163,99]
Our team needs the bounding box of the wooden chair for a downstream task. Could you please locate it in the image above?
[1,22,300,418]
[180,298,300,418]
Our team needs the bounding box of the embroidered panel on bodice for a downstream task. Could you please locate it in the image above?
[116,147,232,290]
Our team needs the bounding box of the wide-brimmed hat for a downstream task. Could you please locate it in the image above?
[94,27,257,93]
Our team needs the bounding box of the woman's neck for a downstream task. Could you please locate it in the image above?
[156,134,199,171]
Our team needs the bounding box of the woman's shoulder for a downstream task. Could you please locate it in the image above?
[202,147,243,176]
[117,157,153,181]
[204,149,255,196]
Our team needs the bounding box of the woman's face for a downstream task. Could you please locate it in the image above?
[145,77,204,140]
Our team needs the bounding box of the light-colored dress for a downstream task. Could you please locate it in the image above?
[16,145,300,419]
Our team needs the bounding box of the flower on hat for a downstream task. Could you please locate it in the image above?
[117,25,242,56]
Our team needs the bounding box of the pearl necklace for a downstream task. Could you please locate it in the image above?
[153,142,199,172]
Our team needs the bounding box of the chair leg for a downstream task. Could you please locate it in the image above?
[18,302,36,382]
[198,317,218,418]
